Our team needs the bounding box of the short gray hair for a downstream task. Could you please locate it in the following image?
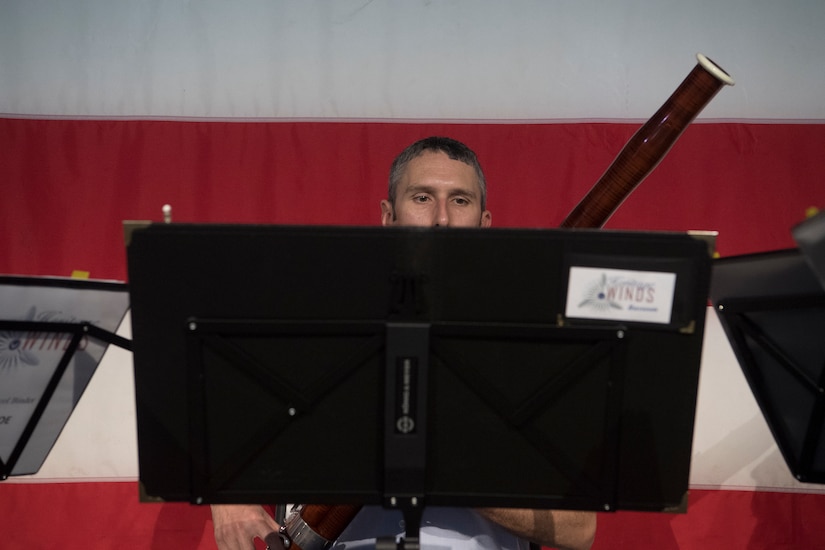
[388,136,487,210]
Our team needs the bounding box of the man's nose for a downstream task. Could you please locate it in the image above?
[434,201,449,227]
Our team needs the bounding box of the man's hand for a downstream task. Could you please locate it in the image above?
[476,507,596,550]
[211,504,281,550]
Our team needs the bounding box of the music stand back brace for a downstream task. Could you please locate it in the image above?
[126,224,712,517]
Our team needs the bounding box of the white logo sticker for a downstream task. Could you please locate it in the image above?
[566,266,677,324]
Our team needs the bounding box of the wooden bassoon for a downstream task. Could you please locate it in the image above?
[266,53,734,550]
[561,53,734,228]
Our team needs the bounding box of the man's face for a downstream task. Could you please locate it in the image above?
[380,150,492,228]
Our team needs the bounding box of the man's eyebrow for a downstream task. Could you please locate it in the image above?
[405,184,433,193]
[402,184,437,195]
[403,184,479,198]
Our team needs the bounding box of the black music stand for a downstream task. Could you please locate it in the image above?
[0,276,131,479]
[711,213,825,483]
[793,210,825,291]
[127,224,712,542]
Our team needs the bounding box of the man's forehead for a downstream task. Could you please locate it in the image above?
[401,151,480,188]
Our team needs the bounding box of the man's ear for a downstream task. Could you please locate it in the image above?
[480,210,492,228]
[380,200,395,226]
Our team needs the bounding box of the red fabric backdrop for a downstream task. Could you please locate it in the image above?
[2,117,825,549]
[2,483,825,550]
[3,118,822,280]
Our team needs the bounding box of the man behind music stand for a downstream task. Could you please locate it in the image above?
[210,137,598,550]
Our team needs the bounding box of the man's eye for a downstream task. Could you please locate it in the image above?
[413,195,430,203]
[454,197,469,205]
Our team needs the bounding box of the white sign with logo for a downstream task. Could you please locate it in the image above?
[0,277,129,475]
[565,266,677,324]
